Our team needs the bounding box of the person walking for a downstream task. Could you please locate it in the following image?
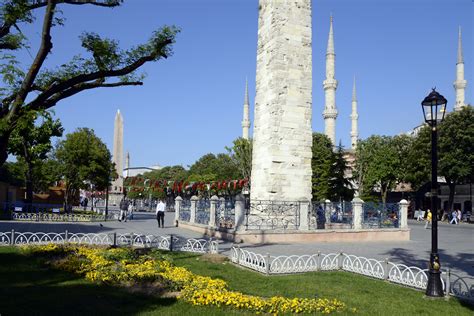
[450,210,458,224]
[424,209,432,229]
[119,198,129,222]
[457,209,462,224]
[128,201,134,221]
[156,199,166,228]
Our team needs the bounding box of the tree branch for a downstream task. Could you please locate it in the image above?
[25,38,171,110]
[8,0,56,121]
[25,80,142,112]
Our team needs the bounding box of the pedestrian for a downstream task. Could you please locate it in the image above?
[457,209,462,224]
[119,198,129,222]
[156,199,166,228]
[416,209,425,221]
[450,210,458,225]
[128,201,134,221]
[424,209,432,229]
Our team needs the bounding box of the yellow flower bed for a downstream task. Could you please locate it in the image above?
[23,244,349,314]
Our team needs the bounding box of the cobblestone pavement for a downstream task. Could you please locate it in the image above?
[1,214,472,278]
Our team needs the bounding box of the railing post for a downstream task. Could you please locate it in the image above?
[65,230,68,243]
[399,199,409,229]
[174,196,182,226]
[209,195,219,228]
[169,234,173,251]
[208,237,213,253]
[299,200,310,230]
[11,229,14,245]
[338,252,343,270]
[352,197,364,230]
[316,251,321,271]
[237,245,241,264]
[445,269,451,296]
[234,194,245,230]
[113,232,117,247]
[265,253,271,275]
[190,195,198,224]
[384,258,390,280]
[130,232,134,246]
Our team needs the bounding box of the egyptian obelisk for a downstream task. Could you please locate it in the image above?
[110,109,124,203]
[250,0,313,203]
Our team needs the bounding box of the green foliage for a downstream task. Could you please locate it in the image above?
[225,137,252,181]
[355,135,409,203]
[55,128,113,206]
[311,133,333,201]
[144,165,188,181]
[0,161,24,186]
[329,143,354,201]
[188,153,240,181]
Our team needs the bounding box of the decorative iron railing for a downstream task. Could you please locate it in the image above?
[0,230,218,254]
[11,212,115,222]
[196,199,210,224]
[310,201,353,229]
[216,199,235,228]
[179,199,191,222]
[362,202,400,229]
[230,247,473,302]
[245,200,300,230]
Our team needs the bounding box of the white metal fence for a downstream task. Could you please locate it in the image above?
[230,247,473,302]
[0,230,218,254]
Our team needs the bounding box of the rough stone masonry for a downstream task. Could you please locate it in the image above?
[250,0,313,202]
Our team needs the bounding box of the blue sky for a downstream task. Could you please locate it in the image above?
[11,0,473,169]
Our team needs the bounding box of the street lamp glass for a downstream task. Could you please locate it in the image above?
[421,89,447,125]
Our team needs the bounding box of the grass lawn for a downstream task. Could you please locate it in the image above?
[0,247,472,315]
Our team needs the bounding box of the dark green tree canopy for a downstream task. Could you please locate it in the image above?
[226,137,252,181]
[188,153,240,181]
[311,133,333,201]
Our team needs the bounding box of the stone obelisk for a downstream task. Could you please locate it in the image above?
[323,15,338,145]
[350,77,359,150]
[250,0,313,202]
[242,78,251,140]
[454,26,467,111]
[111,109,124,203]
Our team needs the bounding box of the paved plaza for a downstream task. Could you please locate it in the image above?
[1,211,472,279]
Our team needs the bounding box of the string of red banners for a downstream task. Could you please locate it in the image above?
[124,177,249,194]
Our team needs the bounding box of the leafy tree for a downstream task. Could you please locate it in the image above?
[0,161,24,186]
[0,0,179,167]
[355,135,409,203]
[328,143,354,201]
[225,137,252,181]
[311,133,333,201]
[188,153,240,181]
[407,106,474,212]
[55,128,114,210]
[7,110,63,202]
[144,165,188,181]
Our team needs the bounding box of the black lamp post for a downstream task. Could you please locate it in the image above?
[421,88,447,297]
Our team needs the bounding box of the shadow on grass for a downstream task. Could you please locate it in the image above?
[0,250,177,316]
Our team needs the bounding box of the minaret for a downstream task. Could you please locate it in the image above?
[125,151,130,178]
[350,77,359,150]
[241,78,251,139]
[454,26,467,111]
[112,109,124,182]
[323,15,338,145]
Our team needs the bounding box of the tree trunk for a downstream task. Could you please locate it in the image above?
[23,142,34,205]
[447,180,456,214]
[0,133,10,168]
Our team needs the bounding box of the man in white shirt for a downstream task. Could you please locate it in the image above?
[156,199,166,228]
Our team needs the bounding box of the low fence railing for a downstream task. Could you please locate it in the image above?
[310,201,353,229]
[245,200,300,230]
[11,212,116,222]
[216,199,235,228]
[362,202,400,229]
[230,247,473,302]
[0,230,218,254]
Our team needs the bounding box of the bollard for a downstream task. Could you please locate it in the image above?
[265,253,271,275]
[384,258,390,280]
[11,229,14,245]
[169,234,173,251]
[113,232,117,247]
[445,269,451,296]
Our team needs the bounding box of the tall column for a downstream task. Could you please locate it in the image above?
[113,110,124,178]
[323,15,338,145]
[350,77,359,150]
[125,152,130,178]
[453,26,467,111]
[250,0,313,202]
[241,78,251,140]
